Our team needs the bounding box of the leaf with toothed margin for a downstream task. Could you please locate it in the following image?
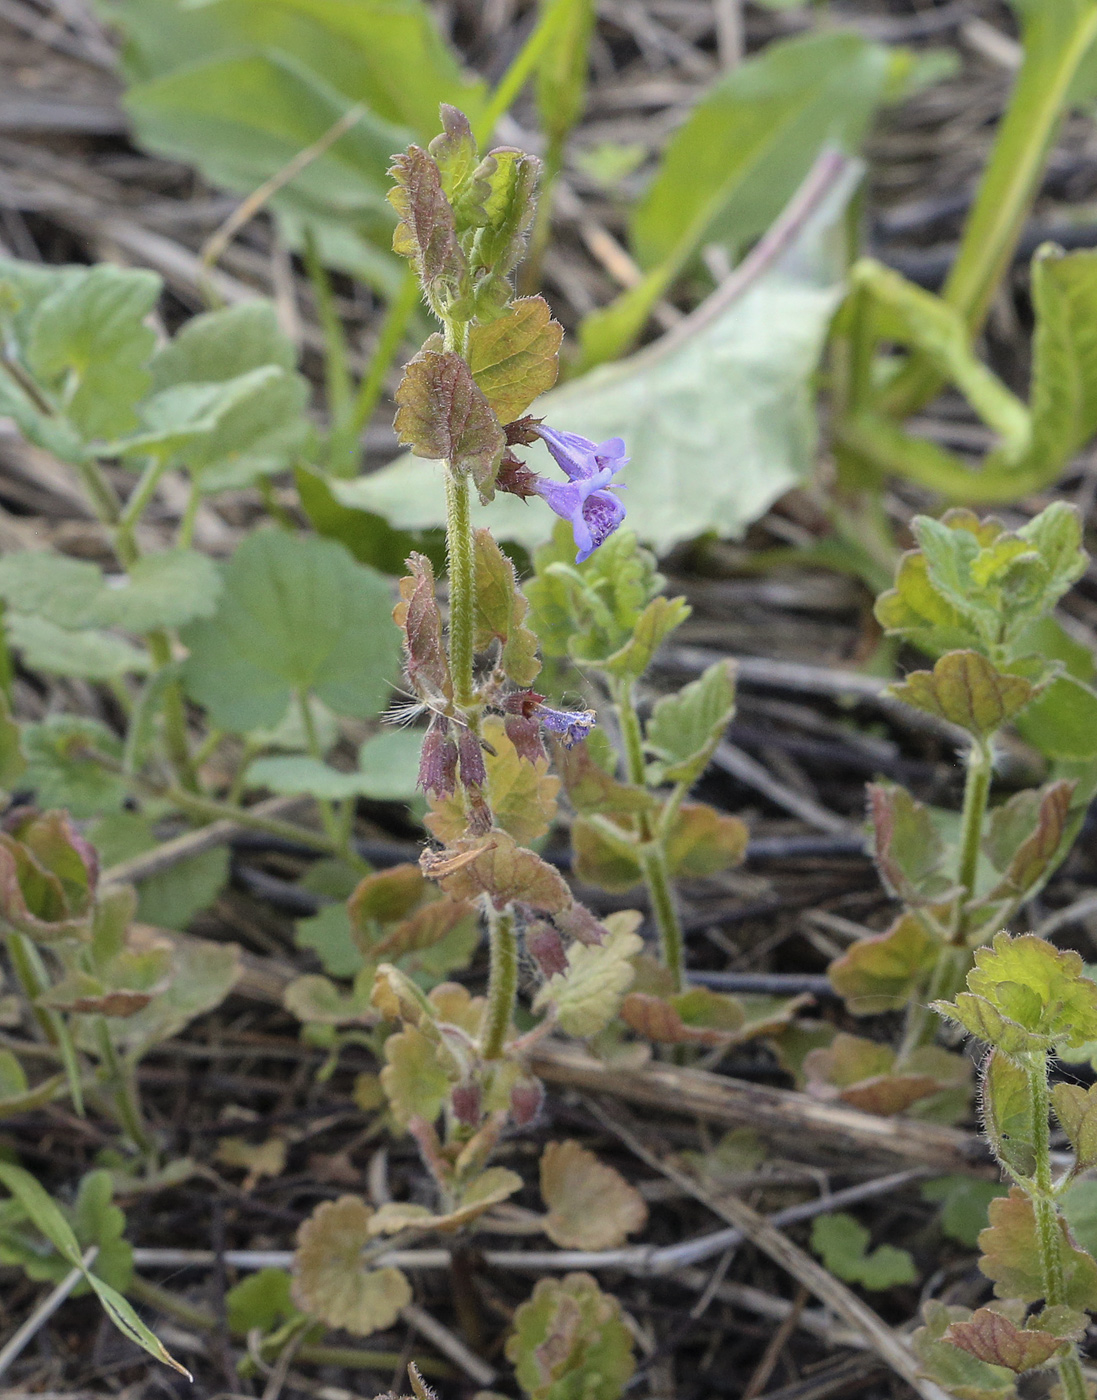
[532,913,642,1037]
[911,1301,1016,1400]
[1051,1081,1097,1170]
[934,933,1097,1056]
[426,717,559,848]
[645,660,736,787]
[291,1195,411,1335]
[889,651,1035,737]
[507,1271,636,1400]
[539,1140,648,1250]
[422,829,572,913]
[467,295,562,423]
[472,529,540,686]
[393,345,504,498]
[944,1308,1064,1375]
[978,1188,1097,1309]
[828,914,941,1015]
[867,783,958,905]
[388,144,467,311]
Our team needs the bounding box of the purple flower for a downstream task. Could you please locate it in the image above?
[537,703,597,748]
[533,426,627,563]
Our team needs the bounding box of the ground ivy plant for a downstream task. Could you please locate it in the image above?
[283,105,797,1340]
[806,502,1096,1120]
[913,935,1097,1400]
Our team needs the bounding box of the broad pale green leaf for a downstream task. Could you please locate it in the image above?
[0,553,104,628]
[295,903,363,979]
[580,30,892,366]
[181,531,400,731]
[23,716,127,817]
[100,935,240,1057]
[113,0,485,138]
[125,52,408,293]
[150,301,296,389]
[135,847,231,931]
[356,729,424,801]
[248,754,376,800]
[0,549,221,634]
[249,733,422,802]
[340,187,852,553]
[1062,1179,1097,1259]
[90,811,229,930]
[24,264,160,442]
[95,551,223,632]
[5,614,149,680]
[1014,675,1097,761]
[117,0,486,291]
[133,367,310,491]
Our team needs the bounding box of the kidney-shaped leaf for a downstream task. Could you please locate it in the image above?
[182,531,400,731]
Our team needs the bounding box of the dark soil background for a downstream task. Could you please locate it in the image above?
[2,3,1097,1399]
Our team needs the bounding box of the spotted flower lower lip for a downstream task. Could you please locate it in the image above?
[532,426,628,563]
[536,704,597,748]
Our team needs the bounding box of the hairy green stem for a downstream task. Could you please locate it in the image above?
[7,931,84,1113]
[640,844,685,991]
[956,738,993,933]
[1022,1054,1091,1400]
[445,468,477,710]
[897,738,992,1063]
[615,679,686,991]
[481,903,518,1060]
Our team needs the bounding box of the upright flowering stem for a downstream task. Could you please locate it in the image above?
[481,902,518,1060]
[615,678,686,992]
[445,468,478,711]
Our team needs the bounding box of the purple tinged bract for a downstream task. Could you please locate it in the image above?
[533,426,627,563]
